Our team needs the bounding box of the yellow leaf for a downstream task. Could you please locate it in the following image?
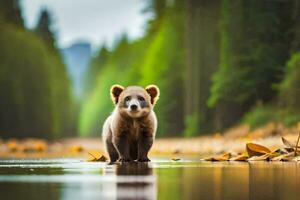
[87,152,107,162]
[7,140,18,152]
[230,154,249,161]
[34,142,46,152]
[248,153,271,161]
[246,143,271,157]
[171,158,181,161]
[205,153,231,161]
[71,145,84,153]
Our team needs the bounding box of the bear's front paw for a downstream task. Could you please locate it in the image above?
[118,157,132,163]
[137,157,151,162]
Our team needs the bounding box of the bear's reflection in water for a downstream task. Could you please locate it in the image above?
[115,162,156,200]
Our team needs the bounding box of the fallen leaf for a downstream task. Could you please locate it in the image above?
[87,152,107,162]
[172,149,181,154]
[205,153,231,161]
[271,152,294,161]
[293,156,300,162]
[22,141,47,152]
[171,158,181,161]
[282,137,298,148]
[7,140,18,152]
[34,142,46,152]
[246,143,271,157]
[71,145,84,153]
[248,153,271,161]
[213,132,222,139]
[274,147,295,154]
[230,154,249,161]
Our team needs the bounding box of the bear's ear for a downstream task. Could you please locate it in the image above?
[145,85,160,105]
[110,84,124,104]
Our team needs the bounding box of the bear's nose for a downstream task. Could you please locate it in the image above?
[130,104,138,110]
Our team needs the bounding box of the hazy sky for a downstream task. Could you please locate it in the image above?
[21,0,150,49]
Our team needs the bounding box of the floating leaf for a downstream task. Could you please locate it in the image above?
[246,143,271,157]
[87,152,107,162]
[230,154,249,161]
[205,153,231,161]
[171,158,181,161]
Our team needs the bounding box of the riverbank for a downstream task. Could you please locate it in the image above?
[0,123,299,159]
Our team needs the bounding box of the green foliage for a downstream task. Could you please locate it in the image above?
[0,25,51,137]
[279,52,300,111]
[282,112,300,127]
[34,8,75,137]
[139,14,184,136]
[0,1,74,138]
[206,0,292,131]
[0,25,73,138]
[209,0,289,108]
[243,51,300,129]
[242,105,279,128]
[242,105,300,128]
[184,113,199,137]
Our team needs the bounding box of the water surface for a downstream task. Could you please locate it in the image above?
[0,158,299,200]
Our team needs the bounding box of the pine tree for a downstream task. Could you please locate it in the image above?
[35,9,75,137]
[35,9,56,50]
[0,0,24,27]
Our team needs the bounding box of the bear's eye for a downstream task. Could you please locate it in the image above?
[124,96,131,102]
[138,96,145,102]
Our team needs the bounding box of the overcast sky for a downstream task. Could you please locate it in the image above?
[21,0,150,49]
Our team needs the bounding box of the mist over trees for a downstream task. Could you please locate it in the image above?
[81,0,300,137]
[0,0,75,139]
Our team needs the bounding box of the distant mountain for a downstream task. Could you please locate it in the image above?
[61,42,92,100]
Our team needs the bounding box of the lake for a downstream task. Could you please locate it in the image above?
[0,158,299,200]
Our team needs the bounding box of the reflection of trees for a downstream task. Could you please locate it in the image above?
[249,163,300,200]
[111,162,300,200]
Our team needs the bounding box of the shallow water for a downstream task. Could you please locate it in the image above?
[0,158,299,200]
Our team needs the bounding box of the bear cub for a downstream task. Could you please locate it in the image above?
[102,84,160,163]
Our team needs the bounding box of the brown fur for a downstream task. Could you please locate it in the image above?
[102,85,159,163]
